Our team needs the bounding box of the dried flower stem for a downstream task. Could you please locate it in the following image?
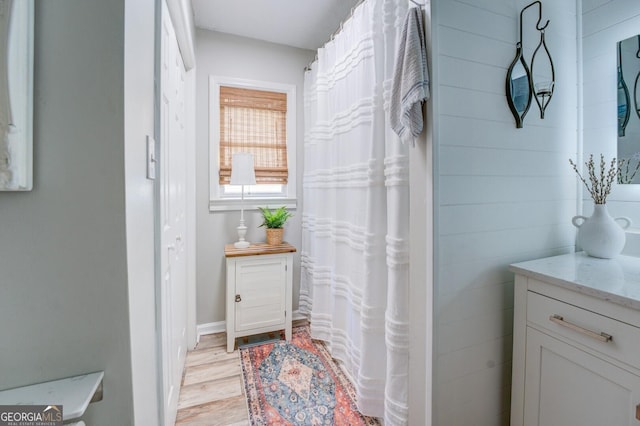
[618,158,640,184]
[569,154,618,204]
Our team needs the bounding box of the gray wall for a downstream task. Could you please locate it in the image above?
[0,1,135,424]
[195,30,315,326]
[431,0,578,424]
[582,0,640,225]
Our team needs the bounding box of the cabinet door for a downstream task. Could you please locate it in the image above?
[524,327,640,426]
[235,257,286,332]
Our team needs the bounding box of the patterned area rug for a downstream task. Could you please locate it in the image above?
[240,326,381,425]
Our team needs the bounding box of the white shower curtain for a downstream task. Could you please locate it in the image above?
[300,0,412,424]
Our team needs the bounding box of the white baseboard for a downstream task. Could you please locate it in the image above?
[196,310,308,341]
[196,320,225,342]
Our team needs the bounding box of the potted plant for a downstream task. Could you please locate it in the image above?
[258,206,293,246]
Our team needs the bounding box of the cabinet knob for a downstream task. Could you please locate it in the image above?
[235,294,241,303]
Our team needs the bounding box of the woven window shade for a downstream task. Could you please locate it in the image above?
[219,86,288,185]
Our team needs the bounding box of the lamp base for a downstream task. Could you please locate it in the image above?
[234,223,250,249]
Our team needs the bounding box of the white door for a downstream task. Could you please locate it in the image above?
[525,327,640,426]
[159,1,188,424]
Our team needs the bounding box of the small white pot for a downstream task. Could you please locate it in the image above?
[572,204,631,259]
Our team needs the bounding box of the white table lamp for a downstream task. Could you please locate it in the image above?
[230,153,256,248]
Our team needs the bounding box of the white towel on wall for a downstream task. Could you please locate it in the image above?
[390,7,430,146]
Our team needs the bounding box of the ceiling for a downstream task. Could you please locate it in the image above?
[191,0,362,51]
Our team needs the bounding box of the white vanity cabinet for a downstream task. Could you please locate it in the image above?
[510,252,640,426]
[224,243,296,353]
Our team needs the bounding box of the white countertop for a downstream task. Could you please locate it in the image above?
[510,252,640,311]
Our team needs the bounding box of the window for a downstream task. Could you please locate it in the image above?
[209,77,296,211]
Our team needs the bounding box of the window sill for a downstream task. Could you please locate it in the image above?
[209,198,297,212]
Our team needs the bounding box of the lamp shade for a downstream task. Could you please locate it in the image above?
[230,153,256,185]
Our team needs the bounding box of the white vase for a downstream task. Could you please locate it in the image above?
[572,204,631,259]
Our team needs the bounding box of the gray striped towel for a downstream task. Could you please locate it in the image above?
[390,7,430,146]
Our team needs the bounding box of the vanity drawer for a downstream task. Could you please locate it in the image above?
[527,291,640,370]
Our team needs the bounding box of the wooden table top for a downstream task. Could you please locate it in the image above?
[224,242,297,258]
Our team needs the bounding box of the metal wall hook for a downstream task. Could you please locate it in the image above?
[507,0,553,128]
[506,2,539,128]
[519,1,549,45]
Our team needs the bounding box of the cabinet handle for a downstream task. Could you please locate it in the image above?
[549,314,613,343]
[235,294,241,303]
[636,403,640,421]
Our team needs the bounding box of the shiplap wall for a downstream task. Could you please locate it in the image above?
[432,0,578,424]
[582,0,640,226]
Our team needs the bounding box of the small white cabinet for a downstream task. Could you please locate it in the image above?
[225,243,296,353]
[510,253,640,426]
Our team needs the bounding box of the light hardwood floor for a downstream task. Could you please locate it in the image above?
[175,332,249,426]
[175,320,308,425]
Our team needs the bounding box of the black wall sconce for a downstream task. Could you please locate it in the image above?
[618,40,631,136]
[506,1,555,128]
[632,35,640,121]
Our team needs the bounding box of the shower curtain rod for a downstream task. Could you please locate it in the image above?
[328,0,366,44]
[304,0,426,72]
